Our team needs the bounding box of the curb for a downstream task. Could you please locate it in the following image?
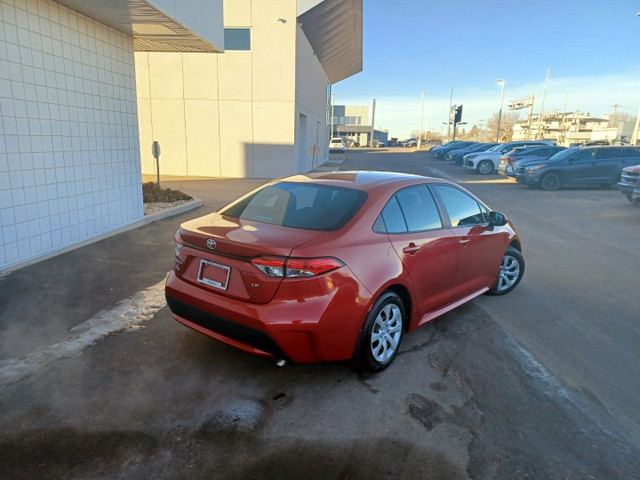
[143,198,203,224]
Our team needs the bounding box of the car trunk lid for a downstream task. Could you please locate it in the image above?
[175,213,324,304]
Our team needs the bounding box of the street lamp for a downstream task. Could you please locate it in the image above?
[446,85,455,143]
[495,79,505,142]
[418,91,425,149]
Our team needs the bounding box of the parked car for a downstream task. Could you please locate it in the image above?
[523,146,640,191]
[431,141,476,160]
[430,140,466,158]
[498,145,567,179]
[372,139,386,148]
[329,137,346,152]
[404,138,418,148]
[463,141,555,174]
[616,164,640,202]
[166,171,524,372]
[631,181,640,206]
[447,143,498,164]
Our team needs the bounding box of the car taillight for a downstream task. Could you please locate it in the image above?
[251,257,344,278]
[504,157,515,163]
[174,231,184,257]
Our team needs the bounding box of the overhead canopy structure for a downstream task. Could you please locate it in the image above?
[55,0,223,52]
[297,0,363,84]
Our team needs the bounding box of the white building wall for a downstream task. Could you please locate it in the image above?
[0,0,143,271]
[294,22,330,173]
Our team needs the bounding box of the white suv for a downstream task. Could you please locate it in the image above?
[329,137,346,151]
[463,141,555,174]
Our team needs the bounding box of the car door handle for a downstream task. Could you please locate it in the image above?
[403,243,421,255]
[458,239,470,247]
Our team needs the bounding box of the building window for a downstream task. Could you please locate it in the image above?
[224,28,251,51]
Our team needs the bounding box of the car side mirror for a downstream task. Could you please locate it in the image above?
[487,211,508,230]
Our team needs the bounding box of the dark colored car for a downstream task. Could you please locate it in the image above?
[523,146,640,191]
[166,171,524,372]
[431,141,476,160]
[498,145,567,179]
[447,143,499,164]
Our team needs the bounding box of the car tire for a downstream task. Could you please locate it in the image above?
[540,172,562,191]
[487,246,525,296]
[354,291,405,373]
[627,193,634,203]
[477,160,494,175]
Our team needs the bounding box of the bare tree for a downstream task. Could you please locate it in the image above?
[487,111,520,142]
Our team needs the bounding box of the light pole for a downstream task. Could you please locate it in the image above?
[495,79,505,142]
[446,85,455,143]
[418,91,425,148]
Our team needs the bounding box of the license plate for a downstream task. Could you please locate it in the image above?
[197,260,231,290]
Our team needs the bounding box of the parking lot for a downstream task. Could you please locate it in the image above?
[1,148,639,479]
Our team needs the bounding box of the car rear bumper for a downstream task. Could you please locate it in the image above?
[165,270,368,363]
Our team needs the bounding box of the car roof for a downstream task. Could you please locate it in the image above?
[275,171,450,192]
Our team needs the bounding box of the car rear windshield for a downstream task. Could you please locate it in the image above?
[219,182,367,231]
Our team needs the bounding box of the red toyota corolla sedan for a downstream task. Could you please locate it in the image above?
[165,171,524,372]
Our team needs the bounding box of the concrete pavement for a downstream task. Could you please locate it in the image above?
[0,177,266,382]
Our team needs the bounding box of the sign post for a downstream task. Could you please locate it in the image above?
[151,141,161,187]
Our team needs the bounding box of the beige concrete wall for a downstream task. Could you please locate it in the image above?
[136,0,330,179]
[295,23,331,172]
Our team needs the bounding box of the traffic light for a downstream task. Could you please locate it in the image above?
[454,105,463,124]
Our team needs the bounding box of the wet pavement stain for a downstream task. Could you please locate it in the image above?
[0,428,159,479]
[406,393,448,431]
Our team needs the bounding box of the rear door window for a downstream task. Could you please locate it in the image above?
[375,186,442,234]
[621,148,640,158]
[595,148,622,160]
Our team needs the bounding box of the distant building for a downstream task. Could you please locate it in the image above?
[332,105,388,146]
[512,112,634,146]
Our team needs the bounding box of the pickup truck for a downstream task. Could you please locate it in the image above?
[617,164,640,202]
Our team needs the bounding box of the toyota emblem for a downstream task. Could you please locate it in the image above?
[206,239,217,250]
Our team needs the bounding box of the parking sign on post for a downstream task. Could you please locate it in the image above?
[152,141,161,187]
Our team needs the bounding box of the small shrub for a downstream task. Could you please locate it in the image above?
[142,182,193,203]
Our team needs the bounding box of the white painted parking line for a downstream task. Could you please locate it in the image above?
[0,275,168,387]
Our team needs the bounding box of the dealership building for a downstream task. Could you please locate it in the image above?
[0,0,362,272]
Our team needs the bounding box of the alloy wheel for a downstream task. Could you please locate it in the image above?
[496,253,521,292]
[370,303,403,363]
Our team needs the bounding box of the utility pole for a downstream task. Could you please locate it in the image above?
[536,68,550,139]
[611,104,620,127]
[496,79,505,142]
[418,91,425,148]
[631,98,640,146]
[560,93,568,146]
[446,85,455,143]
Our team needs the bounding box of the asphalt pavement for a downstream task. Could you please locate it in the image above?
[1,150,639,479]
